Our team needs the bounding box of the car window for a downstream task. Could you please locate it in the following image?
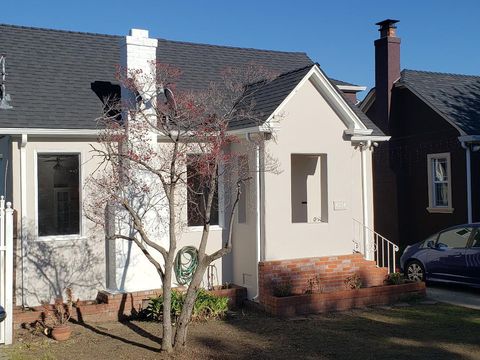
[436,227,472,249]
[471,230,480,248]
[420,233,438,248]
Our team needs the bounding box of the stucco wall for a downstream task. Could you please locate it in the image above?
[263,77,373,261]
[10,137,225,306]
[229,141,258,298]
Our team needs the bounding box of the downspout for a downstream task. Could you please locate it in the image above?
[20,134,27,307]
[360,140,371,260]
[461,141,480,223]
[246,133,262,301]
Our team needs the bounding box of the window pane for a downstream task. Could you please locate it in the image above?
[472,231,480,248]
[433,159,448,182]
[434,183,449,207]
[38,154,80,236]
[437,227,472,249]
[187,155,219,227]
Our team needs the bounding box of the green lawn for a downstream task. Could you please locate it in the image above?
[6,303,480,359]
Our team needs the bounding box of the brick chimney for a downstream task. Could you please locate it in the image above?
[374,19,400,132]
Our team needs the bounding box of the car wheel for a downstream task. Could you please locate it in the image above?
[406,261,425,282]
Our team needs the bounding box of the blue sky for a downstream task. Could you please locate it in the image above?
[2,0,479,98]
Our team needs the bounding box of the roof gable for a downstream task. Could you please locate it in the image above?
[398,69,480,135]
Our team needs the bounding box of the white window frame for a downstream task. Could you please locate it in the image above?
[34,150,85,241]
[427,153,453,213]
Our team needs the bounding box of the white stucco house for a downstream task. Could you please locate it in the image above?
[0,24,391,308]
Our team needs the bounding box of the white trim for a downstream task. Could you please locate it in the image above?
[344,129,373,136]
[458,135,480,143]
[427,152,453,212]
[0,128,100,137]
[186,225,223,232]
[350,135,391,142]
[337,85,367,92]
[426,207,454,214]
[34,150,85,241]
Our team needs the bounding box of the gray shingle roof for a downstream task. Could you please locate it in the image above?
[399,69,480,135]
[230,65,312,129]
[0,24,374,133]
[0,24,120,129]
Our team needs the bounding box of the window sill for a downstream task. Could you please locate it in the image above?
[187,225,224,232]
[36,234,87,242]
[426,207,454,214]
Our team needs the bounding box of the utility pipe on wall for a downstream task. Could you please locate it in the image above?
[360,140,372,260]
[246,133,262,301]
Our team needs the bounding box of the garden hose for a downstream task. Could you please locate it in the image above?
[174,246,199,285]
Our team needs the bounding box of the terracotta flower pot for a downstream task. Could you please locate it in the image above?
[51,324,72,341]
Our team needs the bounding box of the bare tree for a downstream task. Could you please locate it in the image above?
[85,61,277,352]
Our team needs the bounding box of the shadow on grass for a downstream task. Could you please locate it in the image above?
[212,304,480,360]
[71,318,161,353]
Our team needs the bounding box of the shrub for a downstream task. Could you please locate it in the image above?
[144,289,228,322]
[271,279,293,297]
[304,275,323,294]
[385,272,406,285]
[344,274,362,290]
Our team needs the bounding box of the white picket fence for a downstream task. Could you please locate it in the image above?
[0,197,13,345]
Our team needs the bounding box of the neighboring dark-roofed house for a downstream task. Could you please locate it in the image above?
[0,24,387,318]
[362,19,480,253]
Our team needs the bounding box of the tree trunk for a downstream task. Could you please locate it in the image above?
[161,266,173,353]
[173,263,206,349]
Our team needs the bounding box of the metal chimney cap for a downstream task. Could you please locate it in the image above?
[375,19,400,28]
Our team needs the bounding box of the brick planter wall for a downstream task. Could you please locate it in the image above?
[263,282,426,317]
[13,285,247,328]
[258,254,388,303]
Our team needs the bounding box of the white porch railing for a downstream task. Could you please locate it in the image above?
[0,197,14,345]
[353,219,399,274]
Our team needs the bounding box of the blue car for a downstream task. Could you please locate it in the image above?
[400,224,480,286]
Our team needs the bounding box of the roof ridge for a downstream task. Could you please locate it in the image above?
[0,23,311,56]
[244,64,314,88]
[157,38,310,55]
[402,68,480,79]
[0,23,121,39]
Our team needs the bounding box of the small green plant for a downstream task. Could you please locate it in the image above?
[386,272,406,285]
[344,273,362,290]
[144,289,228,322]
[192,289,229,320]
[271,279,293,297]
[304,275,323,294]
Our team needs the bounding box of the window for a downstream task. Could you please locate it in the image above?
[291,154,328,223]
[436,227,472,249]
[471,230,480,248]
[38,154,80,236]
[187,155,219,227]
[427,153,452,213]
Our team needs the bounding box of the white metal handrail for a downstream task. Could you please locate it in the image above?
[353,218,399,274]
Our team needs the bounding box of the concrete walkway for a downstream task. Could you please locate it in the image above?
[426,284,480,310]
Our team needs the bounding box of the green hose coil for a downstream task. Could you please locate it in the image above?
[174,246,199,285]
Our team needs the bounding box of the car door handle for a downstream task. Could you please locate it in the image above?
[453,252,463,257]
